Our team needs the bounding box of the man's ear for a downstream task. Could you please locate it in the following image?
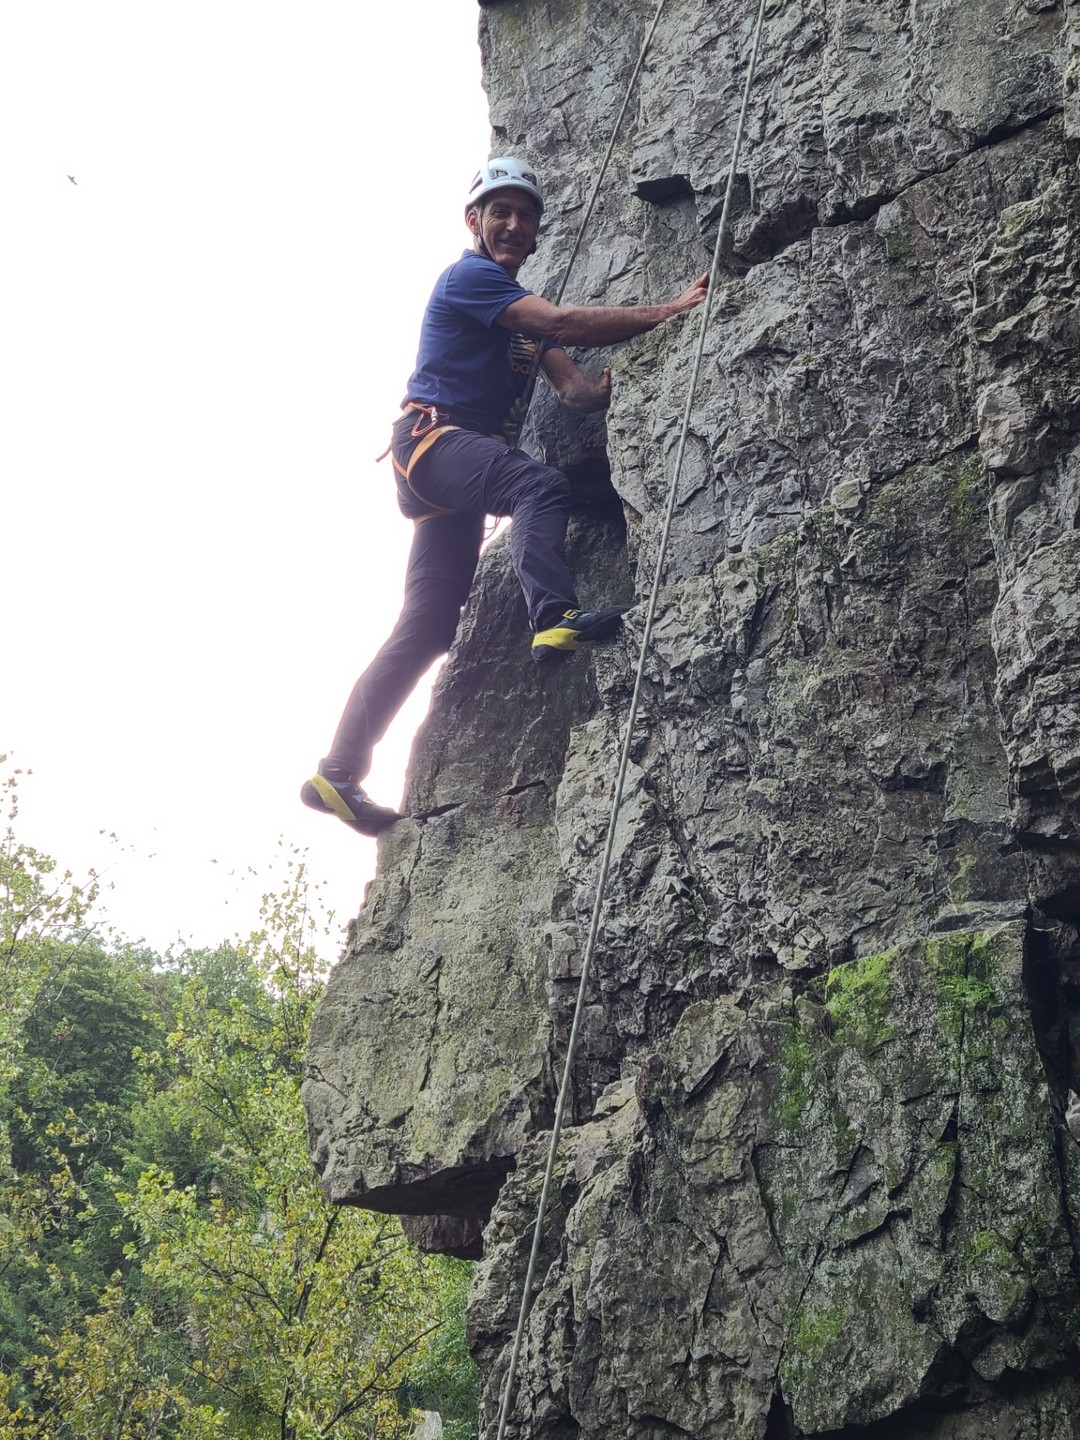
[465,205,482,239]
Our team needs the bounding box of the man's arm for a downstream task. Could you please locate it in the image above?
[497,274,709,348]
[539,349,612,413]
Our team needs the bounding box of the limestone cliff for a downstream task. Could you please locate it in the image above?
[303,1,1080,1435]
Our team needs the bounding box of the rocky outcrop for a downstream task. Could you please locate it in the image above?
[304,0,1080,1435]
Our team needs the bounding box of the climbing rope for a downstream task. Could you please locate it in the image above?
[551,0,668,312]
[493,0,771,1435]
[513,0,669,438]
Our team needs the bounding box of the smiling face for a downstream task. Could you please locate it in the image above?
[466,187,541,275]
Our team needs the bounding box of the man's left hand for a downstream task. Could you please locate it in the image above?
[541,350,614,413]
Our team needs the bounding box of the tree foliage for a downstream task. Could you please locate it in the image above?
[0,761,116,1378]
[0,769,480,1439]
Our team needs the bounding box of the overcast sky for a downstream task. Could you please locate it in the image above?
[2,2,490,958]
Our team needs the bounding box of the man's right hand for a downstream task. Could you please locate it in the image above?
[501,271,712,349]
[676,274,710,312]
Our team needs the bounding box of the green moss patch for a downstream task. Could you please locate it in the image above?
[924,932,1000,1043]
[825,949,896,1053]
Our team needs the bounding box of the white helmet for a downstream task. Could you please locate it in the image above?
[465,157,545,218]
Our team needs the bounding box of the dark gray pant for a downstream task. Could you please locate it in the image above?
[321,417,578,783]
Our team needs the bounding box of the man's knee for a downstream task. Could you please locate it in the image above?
[538,463,571,503]
[516,457,571,511]
[420,606,461,657]
[394,578,466,658]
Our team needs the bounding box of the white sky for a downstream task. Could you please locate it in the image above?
[2,2,490,958]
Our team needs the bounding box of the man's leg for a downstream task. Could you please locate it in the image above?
[408,431,575,628]
[303,511,483,833]
[408,431,625,659]
[321,510,484,780]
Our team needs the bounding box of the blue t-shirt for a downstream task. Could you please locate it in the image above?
[403,251,554,434]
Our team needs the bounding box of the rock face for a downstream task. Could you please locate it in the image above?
[303,0,1080,1435]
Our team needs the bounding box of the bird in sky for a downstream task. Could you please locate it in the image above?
[68,174,77,184]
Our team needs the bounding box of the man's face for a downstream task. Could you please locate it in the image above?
[468,188,541,273]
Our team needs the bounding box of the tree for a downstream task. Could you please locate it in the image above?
[0,780,479,1440]
[20,857,454,1440]
[0,762,114,1386]
[400,1256,480,1440]
[0,761,100,1171]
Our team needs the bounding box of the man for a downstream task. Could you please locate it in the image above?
[302,157,708,835]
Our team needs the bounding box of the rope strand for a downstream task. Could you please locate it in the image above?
[492,1,771,1436]
[515,0,669,437]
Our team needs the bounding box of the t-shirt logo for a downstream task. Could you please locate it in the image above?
[509,333,542,376]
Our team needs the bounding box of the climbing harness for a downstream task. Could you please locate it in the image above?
[395,403,462,483]
[493,0,772,1435]
[377,401,461,466]
[376,402,465,524]
[406,401,449,438]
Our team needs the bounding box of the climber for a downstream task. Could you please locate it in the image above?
[302,156,709,836]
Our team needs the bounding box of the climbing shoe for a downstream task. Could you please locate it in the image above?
[531,606,628,664]
[300,774,401,836]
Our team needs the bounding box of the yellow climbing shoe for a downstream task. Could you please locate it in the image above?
[300,774,400,836]
[531,607,628,664]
